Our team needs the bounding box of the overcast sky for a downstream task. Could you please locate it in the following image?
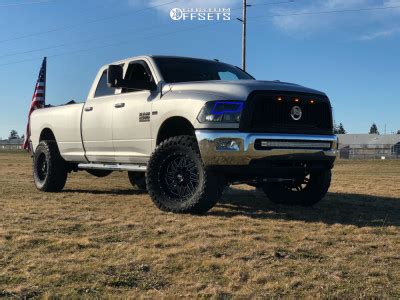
[0,0,399,138]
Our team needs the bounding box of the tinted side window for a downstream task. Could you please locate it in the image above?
[122,61,153,93]
[218,71,239,80]
[94,70,114,98]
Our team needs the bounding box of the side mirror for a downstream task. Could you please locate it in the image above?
[107,65,123,88]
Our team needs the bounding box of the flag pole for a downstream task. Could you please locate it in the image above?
[43,57,47,106]
[23,57,47,151]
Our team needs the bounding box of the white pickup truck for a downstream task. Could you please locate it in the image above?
[30,55,337,214]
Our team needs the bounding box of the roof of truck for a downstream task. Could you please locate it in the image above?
[150,55,221,61]
[103,55,320,93]
[109,55,230,66]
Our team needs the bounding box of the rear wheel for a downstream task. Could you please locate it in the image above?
[263,170,331,206]
[128,172,147,191]
[146,135,223,214]
[33,140,68,192]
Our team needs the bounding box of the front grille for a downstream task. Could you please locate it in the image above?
[240,91,333,135]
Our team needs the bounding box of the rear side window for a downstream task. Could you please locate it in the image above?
[94,70,114,98]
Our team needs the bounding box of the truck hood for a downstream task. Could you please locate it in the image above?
[166,80,326,100]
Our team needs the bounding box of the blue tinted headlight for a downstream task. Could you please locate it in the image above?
[197,101,244,123]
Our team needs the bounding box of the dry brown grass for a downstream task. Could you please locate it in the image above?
[0,152,399,298]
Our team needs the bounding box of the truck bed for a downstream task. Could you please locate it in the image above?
[30,103,87,163]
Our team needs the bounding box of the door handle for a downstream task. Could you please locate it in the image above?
[114,103,125,108]
[84,106,93,112]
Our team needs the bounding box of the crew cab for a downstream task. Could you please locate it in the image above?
[30,55,337,213]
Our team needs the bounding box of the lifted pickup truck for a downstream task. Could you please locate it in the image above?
[30,55,337,213]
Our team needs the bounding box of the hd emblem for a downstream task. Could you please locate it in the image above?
[290,106,302,121]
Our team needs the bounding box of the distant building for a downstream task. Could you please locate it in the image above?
[338,134,400,159]
[0,138,24,150]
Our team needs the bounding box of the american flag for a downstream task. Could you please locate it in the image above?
[23,57,47,151]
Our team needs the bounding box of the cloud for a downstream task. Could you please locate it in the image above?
[384,0,400,6]
[266,0,400,39]
[324,0,371,9]
[269,0,375,32]
[383,0,400,14]
[358,28,400,40]
[129,0,237,13]
[128,0,400,40]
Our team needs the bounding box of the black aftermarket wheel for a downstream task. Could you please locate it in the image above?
[146,135,223,214]
[33,140,68,192]
[262,170,332,207]
[160,153,200,198]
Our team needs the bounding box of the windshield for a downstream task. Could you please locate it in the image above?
[153,57,254,83]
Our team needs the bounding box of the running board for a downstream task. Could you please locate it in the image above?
[78,163,147,172]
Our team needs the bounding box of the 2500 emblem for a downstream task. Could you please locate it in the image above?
[139,112,151,122]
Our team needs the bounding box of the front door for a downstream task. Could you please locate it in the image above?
[82,69,117,162]
[112,60,156,164]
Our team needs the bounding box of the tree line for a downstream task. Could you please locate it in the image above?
[1,130,24,141]
[334,123,400,135]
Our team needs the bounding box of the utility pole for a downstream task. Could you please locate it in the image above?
[242,0,247,71]
[237,0,247,71]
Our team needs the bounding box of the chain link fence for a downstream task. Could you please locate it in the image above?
[339,144,400,159]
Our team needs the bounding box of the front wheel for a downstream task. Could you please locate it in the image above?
[33,140,68,192]
[146,135,223,214]
[263,170,332,207]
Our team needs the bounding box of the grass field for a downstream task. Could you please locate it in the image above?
[0,152,399,298]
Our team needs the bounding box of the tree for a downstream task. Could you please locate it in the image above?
[333,123,338,134]
[369,123,379,135]
[334,122,346,134]
[8,130,19,139]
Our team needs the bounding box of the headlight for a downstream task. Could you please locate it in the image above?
[197,101,244,123]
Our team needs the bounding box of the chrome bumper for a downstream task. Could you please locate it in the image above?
[195,130,338,166]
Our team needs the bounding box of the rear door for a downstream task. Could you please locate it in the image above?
[81,68,118,162]
[112,59,157,164]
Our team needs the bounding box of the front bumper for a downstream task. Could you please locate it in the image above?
[195,130,337,167]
